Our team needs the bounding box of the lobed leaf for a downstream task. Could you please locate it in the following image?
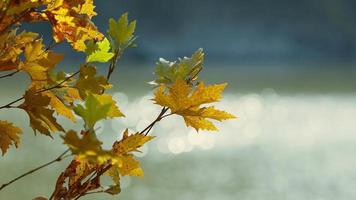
[108,13,137,49]
[75,65,111,99]
[153,79,235,131]
[74,93,123,130]
[152,48,204,85]
[20,88,64,136]
[0,120,22,155]
[85,38,114,63]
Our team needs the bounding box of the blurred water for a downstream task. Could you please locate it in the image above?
[1,86,356,199]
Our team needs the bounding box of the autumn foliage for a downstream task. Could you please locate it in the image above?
[0,0,235,199]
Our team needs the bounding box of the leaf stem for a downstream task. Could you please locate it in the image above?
[106,49,121,81]
[0,149,71,192]
[140,107,170,136]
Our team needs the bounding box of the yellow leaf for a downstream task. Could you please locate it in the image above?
[184,116,217,131]
[117,154,143,177]
[63,87,81,103]
[153,79,235,131]
[72,0,96,17]
[0,120,22,155]
[0,30,38,71]
[23,39,46,62]
[44,0,103,51]
[112,129,154,155]
[75,65,111,99]
[62,130,118,164]
[20,39,63,86]
[200,106,236,121]
[92,94,124,118]
[43,91,76,122]
[20,88,64,136]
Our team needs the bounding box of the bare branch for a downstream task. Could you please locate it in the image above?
[0,149,71,191]
[0,70,20,79]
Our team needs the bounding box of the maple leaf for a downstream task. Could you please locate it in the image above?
[153,79,235,131]
[74,93,123,130]
[19,39,63,87]
[20,88,64,136]
[152,48,204,85]
[75,65,111,99]
[5,0,43,16]
[63,87,82,104]
[43,91,76,122]
[112,129,154,155]
[0,120,22,155]
[0,30,38,71]
[119,154,144,176]
[85,37,114,63]
[48,70,81,104]
[44,0,103,51]
[108,13,137,49]
[93,94,124,118]
[72,0,97,17]
[62,130,118,164]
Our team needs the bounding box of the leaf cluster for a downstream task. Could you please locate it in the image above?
[0,1,235,199]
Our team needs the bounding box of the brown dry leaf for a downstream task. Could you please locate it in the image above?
[0,120,22,155]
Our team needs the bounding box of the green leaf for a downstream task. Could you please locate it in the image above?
[108,13,136,48]
[74,93,112,130]
[85,38,114,63]
[152,48,204,85]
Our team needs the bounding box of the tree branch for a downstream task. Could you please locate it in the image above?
[0,149,71,191]
[0,9,30,35]
[0,70,20,79]
[0,70,80,110]
[106,49,121,81]
[0,40,60,81]
[140,107,170,136]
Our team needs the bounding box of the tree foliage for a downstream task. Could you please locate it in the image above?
[0,1,235,199]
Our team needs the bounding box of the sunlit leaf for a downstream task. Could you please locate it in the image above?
[75,65,111,99]
[152,48,204,85]
[0,120,22,155]
[112,129,154,155]
[86,38,114,63]
[20,88,64,136]
[62,130,117,164]
[153,79,235,131]
[108,13,136,49]
[74,93,122,130]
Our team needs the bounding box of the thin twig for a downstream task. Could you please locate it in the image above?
[0,9,30,35]
[0,149,71,191]
[82,190,105,195]
[0,39,59,81]
[106,49,121,81]
[72,164,112,200]
[0,70,80,110]
[140,107,170,136]
[45,39,57,51]
[0,70,20,79]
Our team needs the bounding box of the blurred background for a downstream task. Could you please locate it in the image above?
[1,0,356,199]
